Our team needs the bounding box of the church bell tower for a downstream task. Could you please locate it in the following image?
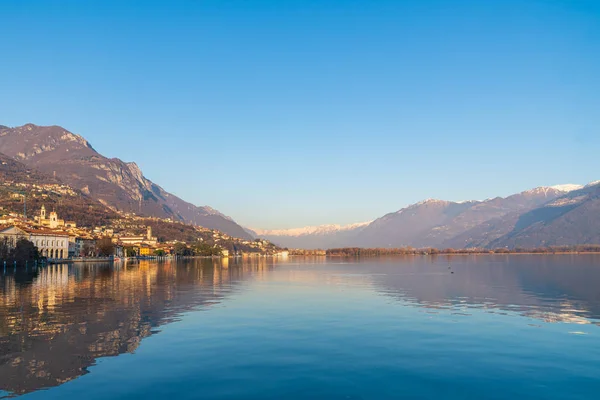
[49,211,59,229]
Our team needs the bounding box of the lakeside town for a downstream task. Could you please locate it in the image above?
[1,201,598,266]
[0,203,289,263]
[0,178,598,265]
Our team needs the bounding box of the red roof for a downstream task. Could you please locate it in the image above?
[1,225,70,237]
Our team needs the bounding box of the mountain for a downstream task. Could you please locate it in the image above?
[256,185,590,249]
[0,151,61,185]
[489,182,600,248]
[251,222,371,249]
[434,186,581,248]
[0,124,251,239]
[351,200,478,248]
[353,185,588,249]
[0,150,118,226]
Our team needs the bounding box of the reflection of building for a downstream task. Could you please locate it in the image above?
[34,205,76,229]
[0,225,69,259]
[0,258,241,396]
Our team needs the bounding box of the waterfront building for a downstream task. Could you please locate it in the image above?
[0,225,69,259]
[119,226,158,247]
[138,244,152,256]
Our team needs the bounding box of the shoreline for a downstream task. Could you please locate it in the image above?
[36,252,600,266]
[322,252,600,257]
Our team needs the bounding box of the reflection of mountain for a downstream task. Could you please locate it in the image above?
[0,259,273,397]
[361,255,600,325]
[2,257,599,397]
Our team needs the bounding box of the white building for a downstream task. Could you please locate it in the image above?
[0,226,70,259]
[119,226,157,246]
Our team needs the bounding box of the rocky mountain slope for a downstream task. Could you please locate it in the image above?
[352,200,478,248]
[0,151,61,185]
[0,150,118,226]
[257,184,593,249]
[356,186,583,249]
[0,124,251,239]
[489,182,600,248]
[427,186,578,248]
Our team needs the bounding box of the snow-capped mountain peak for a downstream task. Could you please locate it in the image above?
[405,198,447,209]
[253,221,371,237]
[522,184,583,197]
[549,184,584,192]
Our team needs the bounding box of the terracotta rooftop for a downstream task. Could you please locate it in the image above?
[0,225,70,236]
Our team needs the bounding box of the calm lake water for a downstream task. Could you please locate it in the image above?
[1,255,600,399]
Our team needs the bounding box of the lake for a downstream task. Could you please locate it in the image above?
[1,255,600,399]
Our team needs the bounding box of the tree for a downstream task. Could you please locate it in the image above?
[192,242,222,256]
[173,242,190,256]
[0,237,11,259]
[9,239,40,263]
[154,249,165,257]
[96,237,115,257]
[82,241,95,257]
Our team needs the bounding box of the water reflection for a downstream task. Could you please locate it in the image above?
[1,255,600,398]
[0,258,275,397]
[358,255,600,326]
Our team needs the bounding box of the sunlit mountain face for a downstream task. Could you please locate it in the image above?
[0,124,252,240]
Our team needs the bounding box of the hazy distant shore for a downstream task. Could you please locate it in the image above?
[304,246,600,257]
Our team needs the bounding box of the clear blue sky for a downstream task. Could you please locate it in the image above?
[1,0,599,229]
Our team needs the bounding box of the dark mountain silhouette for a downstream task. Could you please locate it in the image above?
[0,124,251,239]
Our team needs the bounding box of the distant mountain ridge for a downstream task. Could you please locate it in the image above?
[1,123,595,249]
[251,222,371,249]
[252,221,371,237]
[488,183,600,248]
[0,124,251,239]
[254,184,597,249]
